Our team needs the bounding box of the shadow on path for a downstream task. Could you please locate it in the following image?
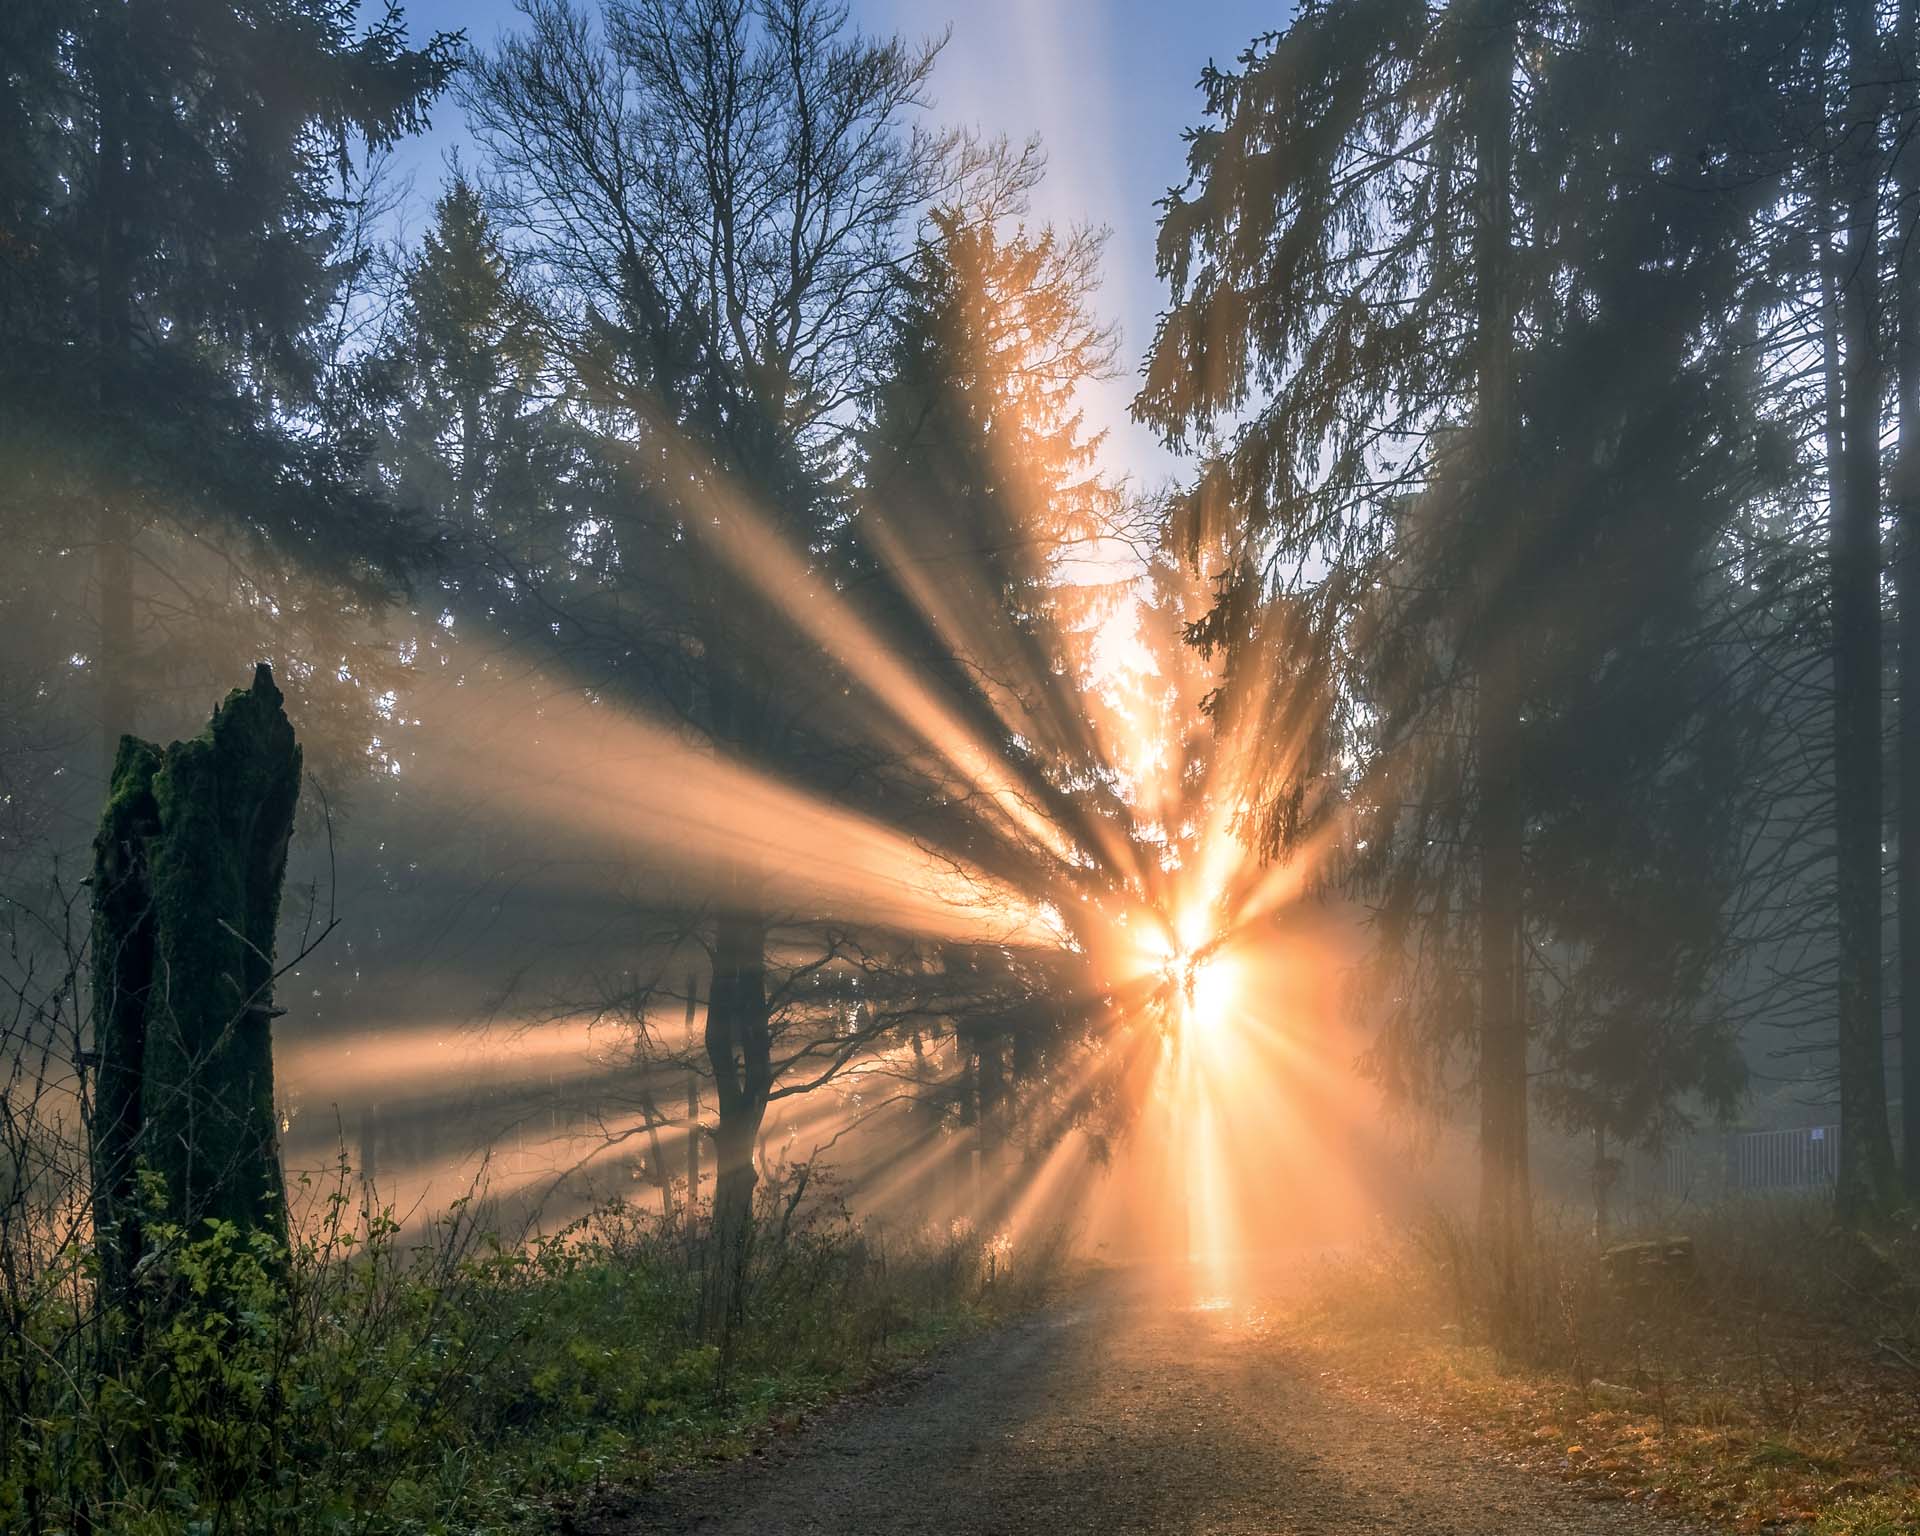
[599,1265,1703,1535]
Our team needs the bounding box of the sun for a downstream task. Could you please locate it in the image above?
[1180,949,1240,1049]
[1187,951,1233,1026]
[1132,905,1242,1050]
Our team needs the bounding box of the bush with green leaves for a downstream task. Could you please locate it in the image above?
[0,1158,1061,1534]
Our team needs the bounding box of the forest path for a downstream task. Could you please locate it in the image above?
[605,1266,1698,1536]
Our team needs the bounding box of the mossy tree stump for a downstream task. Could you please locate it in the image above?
[89,664,301,1305]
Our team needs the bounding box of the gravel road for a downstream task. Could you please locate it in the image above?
[605,1268,1701,1536]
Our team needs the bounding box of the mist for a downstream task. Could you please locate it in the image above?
[4,0,1918,1532]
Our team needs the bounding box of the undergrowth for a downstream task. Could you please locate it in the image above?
[1285,1198,1920,1532]
[0,1160,1066,1534]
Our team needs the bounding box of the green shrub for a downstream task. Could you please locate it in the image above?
[0,1161,1060,1534]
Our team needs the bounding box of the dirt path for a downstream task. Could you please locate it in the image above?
[605,1269,1701,1535]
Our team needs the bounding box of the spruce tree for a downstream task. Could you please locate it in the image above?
[1138,0,1795,1257]
[0,0,457,766]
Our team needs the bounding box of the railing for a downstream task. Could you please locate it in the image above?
[1725,1125,1839,1192]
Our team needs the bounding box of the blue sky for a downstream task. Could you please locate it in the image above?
[379,0,1286,489]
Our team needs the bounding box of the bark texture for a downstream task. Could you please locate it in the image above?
[88,736,163,1310]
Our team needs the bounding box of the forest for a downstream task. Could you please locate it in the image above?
[3,0,1920,1531]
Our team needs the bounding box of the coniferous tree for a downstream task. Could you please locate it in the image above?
[854,208,1134,1176]
[0,0,457,776]
[1826,0,1900,1216]
[858,209,1124,813]
[1138,0,1796,1260]
[377,176,558,543]
[1896,0,1920,1197]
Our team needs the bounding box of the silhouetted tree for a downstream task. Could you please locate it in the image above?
[465,0,1041,1332]
[854,206,1139,1179]
[375,175,565,547]
[1139,0,1795,1264]
[0,0,457,780]
[1825,0,1900,1216]
[1895,0,1920,1198]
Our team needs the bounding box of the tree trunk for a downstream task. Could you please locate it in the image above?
[1591,1127,1617,1248]
[643,1112,675,1219]
[691,567,778,1337]
[1469,0,1530,1278]
[86,664,302,1299]
[1894,0,1920,1197]
[92,0,137,775]
[87,736,163,1311]
[684,972,701,1208]
[700,905,770,1339]
[1833,0,1900,1220]
[964,1029,1009,1228]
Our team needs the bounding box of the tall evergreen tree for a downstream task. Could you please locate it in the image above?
[0,0,457,775]
[378,177,552,534]
[858,209,1123,805]
[853,208,1135,1165]
[1896,0,1920,1197]
[1138,0,1794,1260]
[1827,0,1900,1216]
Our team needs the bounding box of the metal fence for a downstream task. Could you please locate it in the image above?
[1660,1137,1695,1199]
[1725,1124,1840,1192]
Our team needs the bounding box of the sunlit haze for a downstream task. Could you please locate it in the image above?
[9,0,1909,1528]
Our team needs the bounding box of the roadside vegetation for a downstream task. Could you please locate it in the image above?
[0,1158,1067,1535]
[1281,1199,1920,1533]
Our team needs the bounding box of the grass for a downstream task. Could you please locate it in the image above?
[1269,1199,1920,1532]
[0,1162,1068,1535]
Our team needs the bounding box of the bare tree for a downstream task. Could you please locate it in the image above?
[464,0,1041,1331]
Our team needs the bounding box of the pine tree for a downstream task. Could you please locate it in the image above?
[858,210,1123,811]
[1827,0,1901,1218]
[1896,0,1920,1197]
